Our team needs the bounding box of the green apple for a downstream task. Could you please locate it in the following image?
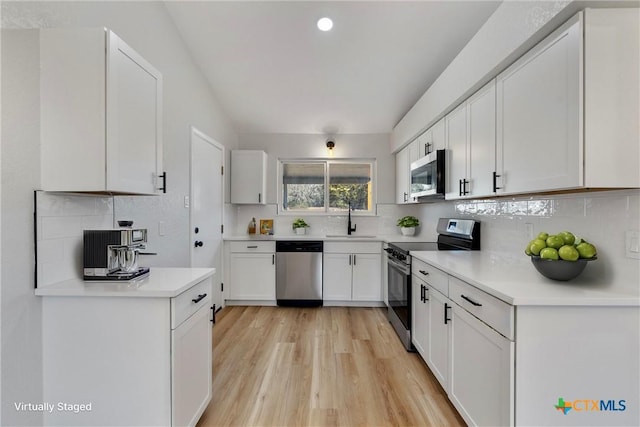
[540,247,559,260]
[537,232,549,241]
[524,241,533,256]
[546,235,564,250]
[529,239,547,256]
[576,242,597,259]
[557,231,576,246]
[558,245,580,261]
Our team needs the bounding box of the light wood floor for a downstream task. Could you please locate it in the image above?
[197,306,465,427]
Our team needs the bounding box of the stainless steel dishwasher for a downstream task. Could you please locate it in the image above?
[276,241,323,307]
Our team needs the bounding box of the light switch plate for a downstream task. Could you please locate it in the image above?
[625,230,640,259]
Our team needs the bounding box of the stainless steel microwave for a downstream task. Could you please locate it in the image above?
[410,149,446,201]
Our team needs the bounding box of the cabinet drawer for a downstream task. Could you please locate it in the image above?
[412,258,448,296]
[229,241,275,253]
[171,278,212,330]
[449,276,514,340]
[324,241,381,254]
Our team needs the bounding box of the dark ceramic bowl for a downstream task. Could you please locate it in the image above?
[530,256,596,281]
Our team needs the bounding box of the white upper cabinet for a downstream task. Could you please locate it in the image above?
[231,150,267,204]
[583,8,639,188]
[467,81,497,198]
[395,145,411,204]
[445,102,468,200]
[418,117,446,159]
[496,15,582,195]
[40,28,163,195]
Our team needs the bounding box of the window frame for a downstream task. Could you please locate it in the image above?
[278,158,377,216]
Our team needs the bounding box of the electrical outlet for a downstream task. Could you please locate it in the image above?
[626,231,640,259]
[525,223,534,240]
[184,196,190,208]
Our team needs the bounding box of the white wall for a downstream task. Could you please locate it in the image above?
[1,2,237,425]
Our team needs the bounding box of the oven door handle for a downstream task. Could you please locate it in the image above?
[387,256,410,275]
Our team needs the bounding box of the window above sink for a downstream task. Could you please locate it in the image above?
[279,159,376,215]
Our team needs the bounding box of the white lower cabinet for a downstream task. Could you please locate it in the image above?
[41,275,213,427]
[323,242,382,304]
[449,304,514,427]
[426,287,451,390]
[414,258,514,427]
[227,241,276,302]
[411,275,430,359]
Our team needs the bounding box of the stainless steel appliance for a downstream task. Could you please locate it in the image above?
[386,218,480,350]
[410,149,446,201]
[276,241,323,306]
[83,229,149,281]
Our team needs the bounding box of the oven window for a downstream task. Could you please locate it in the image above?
[387,261,410,329]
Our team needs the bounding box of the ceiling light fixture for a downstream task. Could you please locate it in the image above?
[326,140,335,151]
[317,17,333,32]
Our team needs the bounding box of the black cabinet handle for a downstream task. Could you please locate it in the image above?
[258,193,262,203]
[247,245,258,249]
[462,179,469,196]
[194,227,199,234]
[192,293,207,304]
[272,254,275,265]
[348,254,352,266]
[419,270,429,276]
[353,254,356,265]
[444,303,451,324]
[424,287,429,302]
[459,179,463,197]
[493,171,502,192]
[159,172,167,193]
[420,284,424,302]
[461,294,482,306]
[403,192,408,203]
[194,240,203,247]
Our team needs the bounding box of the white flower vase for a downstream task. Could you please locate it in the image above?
[295,227,306,235]
[401,227,415,236]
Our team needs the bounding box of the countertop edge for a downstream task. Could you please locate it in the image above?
[35,268,216,298]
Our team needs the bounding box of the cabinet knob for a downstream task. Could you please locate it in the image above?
[194,240,204,247]
[194,227,199,234]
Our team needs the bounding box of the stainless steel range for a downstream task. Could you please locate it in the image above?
[386,218,480,351]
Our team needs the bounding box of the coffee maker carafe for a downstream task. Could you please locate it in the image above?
[83,229,150,280]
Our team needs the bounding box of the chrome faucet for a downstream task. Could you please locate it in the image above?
[347,201,357,235]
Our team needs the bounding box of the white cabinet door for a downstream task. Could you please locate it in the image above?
[323,253,353,301]
[496,17,582,195]
[395,146,410,204]
[352,253,382,301]
[427,288,450,390]
[172,304,212,427]
[445,102,468,200]
[411,276,430,360]
[40,28,162,195]
[106,31,163,195]
[231,150,267,204]
[467,80,496,198]
[449,305,514,427]
[431,118,446,152]
[229,253,275,300]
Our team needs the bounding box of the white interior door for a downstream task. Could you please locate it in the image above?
[190,127,224,312]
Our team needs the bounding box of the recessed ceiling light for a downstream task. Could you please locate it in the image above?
[317,17,333,32]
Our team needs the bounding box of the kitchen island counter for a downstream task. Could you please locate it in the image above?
[411,250,639,306]
[35,267,215,298]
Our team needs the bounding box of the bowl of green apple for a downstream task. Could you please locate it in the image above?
[525,231,597,281]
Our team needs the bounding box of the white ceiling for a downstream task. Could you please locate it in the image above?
[164,1,502,135]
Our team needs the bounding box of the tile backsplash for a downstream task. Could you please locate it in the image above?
[36,192,114,286]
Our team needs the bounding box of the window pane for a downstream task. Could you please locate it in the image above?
[329,163,372,212]
[282,163,325,211]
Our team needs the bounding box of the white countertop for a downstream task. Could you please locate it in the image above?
[224,234,432,243]
[35,268,216,298]
[411,251,639,306]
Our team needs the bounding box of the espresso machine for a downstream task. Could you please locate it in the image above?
[83,229,150,280]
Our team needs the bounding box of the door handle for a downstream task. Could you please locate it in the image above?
[444,302,451,324]
[158,172,167,193]
[461,294,482,307]
[194,240,203,247]
[492,171,502,192]
[258,193,261,203]
[348,254,352,265]
[419,270,429,276]
[353,254,356,265]
[420,284,425,302]
[272,254,275,265]
[424,287,429,302]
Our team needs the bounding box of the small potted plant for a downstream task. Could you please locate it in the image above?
[292,218,310,235]
[397,216,420,236]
